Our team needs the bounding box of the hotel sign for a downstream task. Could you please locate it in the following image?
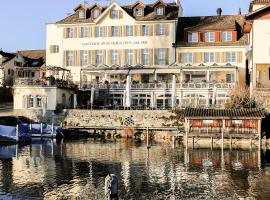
[82,40,148,46]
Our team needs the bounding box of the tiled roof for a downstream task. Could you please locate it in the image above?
[56,2,179,24]
[251,0,270,3]
[184,108,265,119]
[17,50,45,60]
[174,15,248,47]
[0,50,16,64]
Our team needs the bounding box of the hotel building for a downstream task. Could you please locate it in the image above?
[46,0,183,109]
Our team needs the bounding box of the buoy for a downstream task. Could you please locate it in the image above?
[105,174,118,199]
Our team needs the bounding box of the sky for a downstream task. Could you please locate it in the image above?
[0,0,250,52]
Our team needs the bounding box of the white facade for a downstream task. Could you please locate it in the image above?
[13,86,74,111]
[46,2,179,83]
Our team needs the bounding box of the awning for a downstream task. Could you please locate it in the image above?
[105,69,129,74]
[129,69,155,74]
[155,69,181,74]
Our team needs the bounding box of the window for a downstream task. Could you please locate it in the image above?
[156,24,165,35]
[80,50,88,66]
[204,52,214,63]
[31,72,35,77]
[135,8,143,16]
[79,11,85,19]
[111,26,118,37]
[93,9,100,18]
[111,50,118,65]
[95,50,103,65]
[111,10,118,19]
[157,48,166,65]
[205,32,215,42]
[183,53,193,63]
[142,25,149,36]
[36,96,42,108]
[226,73,235,83]
[66,51,74,66]
[156,7,164,15]
[126,26,133,36]
[66,28,74,38]
[28,96,34,108]
[142,49,149,65]
[226,52,236,63]
[269,68,270,80]
[50,45,59,53]
[80,27,89,38]
[222,31,232,42]
[95,27,103,37]
[125,49,133,65]
[188,32,198,43]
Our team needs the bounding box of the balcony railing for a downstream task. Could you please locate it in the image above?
[81,82,235,90]
[14,78,77,89]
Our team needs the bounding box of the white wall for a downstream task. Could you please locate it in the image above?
[253,20,270,64]
[46,2,178,83]
[13,86,74,110]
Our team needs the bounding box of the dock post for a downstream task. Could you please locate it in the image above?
[222,119,225,148]
[51,120,54,138]
[29,122,32,133]
[16,124,19,142]
[185,119,189,148]
[40,123,43,138]
[147,127,150,149]
[258,120,262,150]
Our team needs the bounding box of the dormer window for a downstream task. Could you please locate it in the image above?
[93,9,100,19]
[111,10,119,19]
[222,31,232,42]
[79,11,85,19]
[135,8,143,16]
[188,32,198,43]
[156,7,164,15]
[205,32,215,42]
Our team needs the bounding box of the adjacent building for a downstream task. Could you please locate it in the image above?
[1,50,46,87]
[245,0,270,106]
[0,50,15,87]
[174,10,248,108]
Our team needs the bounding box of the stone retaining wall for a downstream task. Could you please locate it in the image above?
[63,109,183,128]
[12,109,184,129]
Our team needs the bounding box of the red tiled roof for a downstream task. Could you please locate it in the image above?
[184,108,265,119]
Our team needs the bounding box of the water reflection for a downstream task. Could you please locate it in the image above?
[0,140,268,199]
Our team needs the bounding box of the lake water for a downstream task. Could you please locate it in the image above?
[0,139,269,199]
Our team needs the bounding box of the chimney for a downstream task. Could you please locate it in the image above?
[238,8,242,15]
[216,8,222,16]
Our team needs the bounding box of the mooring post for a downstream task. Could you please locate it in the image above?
[40,123,43,138]
[29,122,32,133]
[16,123,19,142]
[147,127,151,149]
[222,119,225,148]
[185,119,189,148]
[258,119,262,150]
[51,119,54,138]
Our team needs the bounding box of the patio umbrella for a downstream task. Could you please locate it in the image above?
[151,91,155,108]
[125,75,131,107]
[171,75,176,109]
[90,87,95,108]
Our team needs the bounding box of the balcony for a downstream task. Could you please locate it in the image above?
[13,78,77,89]
[81,82,235,90]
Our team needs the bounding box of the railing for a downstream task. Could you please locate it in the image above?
[81,82,235,90]
[14,78,77,89]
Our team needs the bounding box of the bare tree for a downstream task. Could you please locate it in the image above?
[225,86,256,109]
